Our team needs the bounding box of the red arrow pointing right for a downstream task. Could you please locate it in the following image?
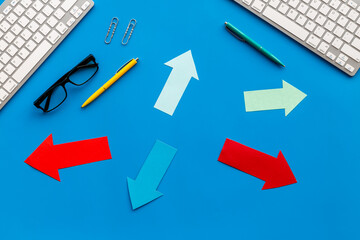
[218,139,297,190]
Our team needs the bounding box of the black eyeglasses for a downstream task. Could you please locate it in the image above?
[34,54,99,112]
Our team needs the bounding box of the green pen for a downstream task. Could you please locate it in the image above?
[225,22,285,67]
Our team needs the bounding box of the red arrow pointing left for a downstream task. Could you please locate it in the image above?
[25,134,112,181]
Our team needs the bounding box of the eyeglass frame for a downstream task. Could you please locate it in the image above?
[34,54,99,112]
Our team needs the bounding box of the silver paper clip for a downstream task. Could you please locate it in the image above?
[105,17,119,44]
[122,19,137,45]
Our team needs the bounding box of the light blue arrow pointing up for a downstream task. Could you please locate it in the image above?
[127,140,177,210]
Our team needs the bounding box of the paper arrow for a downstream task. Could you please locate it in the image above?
[127,140,177,210]
[218,139,297,190]
[244,80,306,116]
[154,50,199,116]
[25,134,112,181]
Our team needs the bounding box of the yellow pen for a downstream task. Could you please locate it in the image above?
[82,58,139,108]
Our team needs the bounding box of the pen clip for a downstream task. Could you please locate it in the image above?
[116,59,133,73]
[226,26,245,42]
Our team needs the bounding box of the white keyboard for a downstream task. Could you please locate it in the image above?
[234,0,360,76]
[0,0,94,110]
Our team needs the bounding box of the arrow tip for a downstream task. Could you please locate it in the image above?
[262,151,297,190]
[127,177,163,210]
[25,134,61,181]
[165,50,199,80]
[282,80,307,116]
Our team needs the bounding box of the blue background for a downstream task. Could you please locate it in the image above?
[0,0,359,239]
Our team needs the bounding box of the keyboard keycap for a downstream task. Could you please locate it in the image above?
[306,34,321,48]
[318,42,330,53]
[0,89,9,101]
[345,63,355,72]
[251,0,266,12]
[341,43,360,61]
[0,72,8,83]
[332,38,344,49]
[3,79,17,93]
[47,30,60,44]
[61,0,76,11]
[351,37,360,50]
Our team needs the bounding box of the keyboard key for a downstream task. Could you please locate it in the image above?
[25,8,37,19]
[263,7,309,41]
[21,0,33,8]
[346,21,357,33]
[351,37,360,50]
[81,1,90,10]
[14,5,25,16]
[345,63,355,72]
[21,28,32,40]
[289,0,299,8]
[318,42,330,53]
[32,32,44,43]
[56,22,68,34]
[278,3,289,14]
[332,37,344,49]
[4,32,16,43]
[306,8,317,19]
[339,4,350,15]
[66,17,75,26]
[18,48,29,59]
[335,57,345,66]
[339,53,349,62]
[10,0,20,7]
[3,79,17,93]
[337,16,349,27]
[13,40,52,83]
[314,26,325,37]
[305,20,316,31]
[306,34,321,48]
[4,64,16,75]
[310,0,321,9]
[28,21,39,32]
[287,9,298,20]
[319,4,330,15]
[39,24,51,35]
[6,13,18,24]
[315,14,326,25]
[251,0,266,12]
[14,37,25,48]
[61,0,76,11]
[0,21,11,32]
[70,6,78,15]
[50,0,61,8]
[334,26,345,37]
[348,9,359,21]
[242,0,253,5]
[327,51,336,60]
[6,45,18,56]
[11,56,22,68]
[0,89,9,101]
[328,9,339,21]
[32,0,44,11]
[74,9,83,18]
[325,20,336,31]
[0,40,8,51]
[18,15,30,27]
[329,0,341,9]
[297,2,308,14]
[25,40,37,51]
[348,0,357,9]
[11,24,22,35]
[269,0,280,8]
[3,6,13,15]
[296,14,308,25]
[35,13,46,24]
[47,30,60,44]
[343,32,354,43]
[54,8,65,19]
[42,5,53,16]
[47,16,58,27]
[0,72,8,83]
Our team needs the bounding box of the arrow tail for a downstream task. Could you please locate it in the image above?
[244,88,285,112]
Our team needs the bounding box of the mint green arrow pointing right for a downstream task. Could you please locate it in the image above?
[244,80,307,116]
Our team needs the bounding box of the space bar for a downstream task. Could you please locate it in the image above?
[262,7,309,41]
[13,40,52,83]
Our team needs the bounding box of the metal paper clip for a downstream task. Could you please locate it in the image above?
[122,19,137,45]
[105,17,119,44]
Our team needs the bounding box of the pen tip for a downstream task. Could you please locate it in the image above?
[225,21,228,25]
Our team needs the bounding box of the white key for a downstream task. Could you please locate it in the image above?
[55,22,68,34]
[330,0,341,9]
[348,9,359,21]
[18,15,30,27]
[11,24,22,35]
[42,5,53,16]
[296,14,308,25]
[0,40,8,51]
[318,42,330,53]
[25,40,36,51]
[70,6,78,15]
[47,16,58,27]
[289,0,299,8]
[3,6,13,15]
[10,0,20,6]
[319,4,330,15]
[327,51,336,60]
[305,20,316,31]
[314,26,325,37]
[14,5,25,16]
[11,56,22,68]
[315,14,326,25]
[4,32,16,43]
[306,8,317,19]
[297,2,308,14]
[242,0,253,5]
[346,21,357,33]
[0,72,8,83]
[336,57,346,66]
[4,64,16,75]
[337,16,349,27]
[35,13,46,24]
[25,8,37,19]
[61,0,76,11]
[21,29,32,40]
[329,10,339,21]
[251,0,266,12]
[47,30,60,44]
[0,63,4,70]
[74,9,83,18]
[66,17,75,26]
[339,53,349,61]
[3,79,17,93]
[306,34,321,48]
[287,9,298,20]
[28,21,39,32]
[13,40,52,83]
[310,0,321,9]
[343,32,354,42]
[325,20,336,31]
[6,13,18,24]
[351,37,360,50]
[32,0,44,11]
[21,0,33,8]
[6,45,18,56]
[269,0,280,8]
[32,32,43,43]
[278,3,289,14]
[263,7,309,40]
[0,89,9,101]
[18,48,29,59]
[348,0,357,8]
[345,63,355,72]
[14,37,25,48]
[339,4,350,14]
[334,26,345,37]
[0,14,4,22]
[39,24,51,35]
[54,8,65,19]
[333,38,344,49]
[81,1,90,10]
[50,0,61,8]
[0,21,11,32]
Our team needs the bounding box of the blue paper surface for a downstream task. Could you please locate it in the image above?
[0,0,360,239]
